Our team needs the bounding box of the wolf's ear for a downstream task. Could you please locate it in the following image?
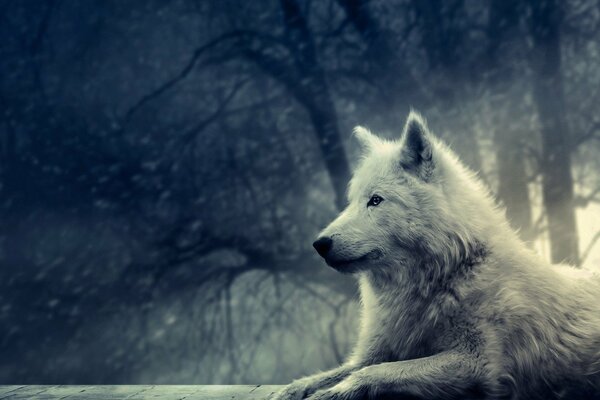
[353,126,377,151]
[400,111,434,179]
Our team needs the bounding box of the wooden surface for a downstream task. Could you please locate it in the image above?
[0,386,283,399]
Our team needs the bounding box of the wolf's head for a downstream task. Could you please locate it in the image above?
[313,111,504,278]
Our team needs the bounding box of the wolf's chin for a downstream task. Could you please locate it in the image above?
[325,249,382,272]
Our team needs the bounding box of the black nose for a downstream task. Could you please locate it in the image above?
[313,237,333,258]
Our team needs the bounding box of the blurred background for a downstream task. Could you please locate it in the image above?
[1,0,600,385]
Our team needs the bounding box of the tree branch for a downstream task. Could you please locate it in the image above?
[178,79,248,148]
[581,230,600,265]
[120,30,286,129]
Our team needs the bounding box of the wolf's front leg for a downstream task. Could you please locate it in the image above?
[307,351,485,400]
[273,364,360,400]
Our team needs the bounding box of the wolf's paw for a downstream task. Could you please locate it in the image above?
[272,384,308,400]
[306,377,367,400]
[272,378,321,400]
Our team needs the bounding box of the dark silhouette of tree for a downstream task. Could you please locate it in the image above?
[528,0,579,264]
[277,0,351,210]
[485,0,534,242]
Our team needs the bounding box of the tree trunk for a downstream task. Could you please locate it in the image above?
[529,0,579,264]
[486,0,533,242]
[493,117,534,242]
[278,0,351,210]
[236,0,355,295]
[305,93,351,210]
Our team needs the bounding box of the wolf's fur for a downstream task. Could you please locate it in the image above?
[274,112,600,400]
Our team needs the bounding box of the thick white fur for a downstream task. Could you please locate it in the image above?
[275,112,600,399]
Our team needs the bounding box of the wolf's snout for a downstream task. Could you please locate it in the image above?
[313,236,332,258]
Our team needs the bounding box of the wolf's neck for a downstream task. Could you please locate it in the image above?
[361,240,488,302]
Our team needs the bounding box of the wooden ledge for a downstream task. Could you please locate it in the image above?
[0,385,283,399]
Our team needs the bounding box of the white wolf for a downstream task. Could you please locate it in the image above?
[275,112,600,399]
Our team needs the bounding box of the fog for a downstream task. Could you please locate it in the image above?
[1,0,600,384]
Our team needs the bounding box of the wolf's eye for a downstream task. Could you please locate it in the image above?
[367,194,384,207]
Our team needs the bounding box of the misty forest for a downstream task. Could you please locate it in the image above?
[2,0,600,385]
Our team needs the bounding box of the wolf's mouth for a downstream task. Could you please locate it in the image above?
[325,249,382,271]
